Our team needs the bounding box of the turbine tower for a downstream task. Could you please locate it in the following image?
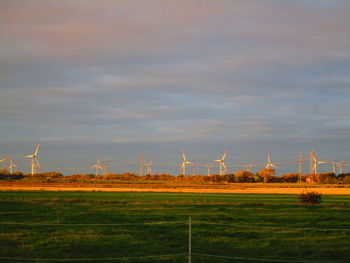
[180,151,193,176]
[310,151,327,174]
[242,163,254,172]
[92,157,103,177]
[25,144,41,175]
[213,150,228,176]
[145,160,153,175]
[8,160,17,175]
[205,164,213,176]
[337,162,345,174]
[191,162,196,176]
[265,152,278,169]
[334,161,345,174]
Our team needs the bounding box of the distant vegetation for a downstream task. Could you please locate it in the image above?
[1,168,350,184]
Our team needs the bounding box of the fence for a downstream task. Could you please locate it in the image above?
[1,218,350,262]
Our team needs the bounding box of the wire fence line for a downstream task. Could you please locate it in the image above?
[1,254,349,263]
[1,218,349,262]
[0,253,188,261]
[1,219,350,231]
[0,220,186,226]
[194,221,350,232]
[191,253,350,263]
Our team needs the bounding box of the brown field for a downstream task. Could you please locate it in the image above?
[1,181,350,194]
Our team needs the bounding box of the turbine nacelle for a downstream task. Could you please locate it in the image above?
[92,157,103,177]
[310,151,327,174]
[242,163,254,172]
[180,151,193,176]
[214,150,229,175]
[145,160,154,175]
[265,152,278,169]
[25,144,41,175]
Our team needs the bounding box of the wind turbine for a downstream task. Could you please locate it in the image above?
[265,152,278,169]
[145,160,153,175]
[310,151,327,174]
[205,164,214,176]
[180,151,193,176]
[0,156,8,169]
[8,160,17,175]
[25,144,41,175]
[242,163,254,172]
[213,150,228,176]
[92,157,103,177]
[191,162,196,176]
[334,161,346,174]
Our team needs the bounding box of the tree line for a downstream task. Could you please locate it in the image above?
[1,168,349,184]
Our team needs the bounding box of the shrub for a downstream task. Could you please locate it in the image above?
[282,173,299,183]
[298,191,323,204]
[343,176,350,184]
[318,172,337,184]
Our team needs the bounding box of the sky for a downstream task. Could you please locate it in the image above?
[0,0,349,176]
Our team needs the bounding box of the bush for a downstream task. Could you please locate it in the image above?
[318,172,337,184]
[342,176,350,184]
[282,173,299,183]
[298,191,323,204]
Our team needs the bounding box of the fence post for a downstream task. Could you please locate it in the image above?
[188,217,192,263]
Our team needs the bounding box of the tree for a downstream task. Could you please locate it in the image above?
[343,176,350,184]
[258,168,276,183]
[282,173,299,183]
[234,170,253,183]
[318,172,337,184]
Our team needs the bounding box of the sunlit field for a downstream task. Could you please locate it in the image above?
[0,191,350,262]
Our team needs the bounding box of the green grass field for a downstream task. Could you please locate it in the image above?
[0,191,350,262]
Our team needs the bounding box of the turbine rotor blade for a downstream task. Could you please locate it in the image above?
[34,144,40,156]
[311,153,317,162]
[222,150,227,160]
[35,158,41,168]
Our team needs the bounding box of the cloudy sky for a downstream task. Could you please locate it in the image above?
[1,0,349,175]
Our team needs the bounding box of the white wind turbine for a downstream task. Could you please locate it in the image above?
[334,161,345,174]
[8,160,17,175]
[25,144,41,175]
[242,163,254,172]
[145,160,153,175]
[213,150,228,176]
[205,164,214,176]
[265,152,278,169]
[332,162,337,173]
[191,162,196,176]
[92,157,103,177]
[180,152,193,176]
[310,152,327,175]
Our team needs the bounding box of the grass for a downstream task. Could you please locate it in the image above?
[0,191,350,262]
[6,179,350,188]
